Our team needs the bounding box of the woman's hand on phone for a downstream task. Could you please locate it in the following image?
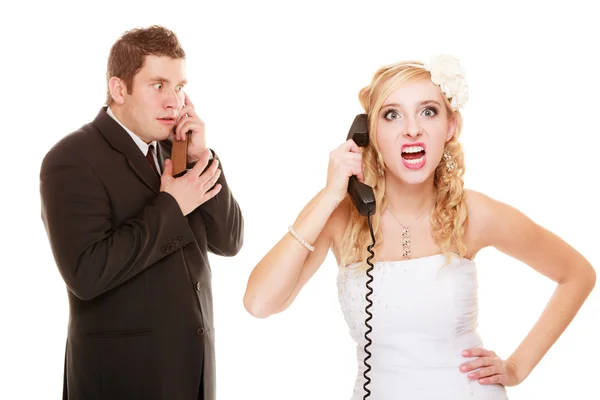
[323,139,364,205]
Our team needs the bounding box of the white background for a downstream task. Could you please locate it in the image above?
[1,1,599,399]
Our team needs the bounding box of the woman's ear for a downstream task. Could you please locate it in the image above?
[446,115,457,142]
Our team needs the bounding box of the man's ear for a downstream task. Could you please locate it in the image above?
[108,77,127,105]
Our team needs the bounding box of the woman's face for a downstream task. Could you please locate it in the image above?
[375,78,456,185]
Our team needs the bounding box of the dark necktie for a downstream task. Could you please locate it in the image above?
[146,145,159,177]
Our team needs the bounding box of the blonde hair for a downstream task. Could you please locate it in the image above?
[339,61,468,268]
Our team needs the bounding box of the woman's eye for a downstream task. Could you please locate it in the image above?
[384,110,400,120]
[422,107,438,117]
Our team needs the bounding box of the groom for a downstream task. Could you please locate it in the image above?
[39,25,243,400]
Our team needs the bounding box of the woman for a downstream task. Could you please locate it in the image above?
[243,55,595,399]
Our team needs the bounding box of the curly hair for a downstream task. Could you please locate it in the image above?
[339,61,468,268]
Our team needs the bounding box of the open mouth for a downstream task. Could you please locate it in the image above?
[401,144,426,165]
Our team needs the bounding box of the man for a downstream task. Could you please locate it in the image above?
[39,25,244,400]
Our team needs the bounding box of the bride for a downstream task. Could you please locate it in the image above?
[242,55,595,399]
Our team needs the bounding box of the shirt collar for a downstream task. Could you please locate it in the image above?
[106,106,157,155]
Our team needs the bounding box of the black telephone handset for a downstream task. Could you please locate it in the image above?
[346,114,376,216]
[346,114,376,400]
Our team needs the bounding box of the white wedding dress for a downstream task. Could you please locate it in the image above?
[337,253,509,399]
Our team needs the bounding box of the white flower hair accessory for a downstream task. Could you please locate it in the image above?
[424,54,469,111]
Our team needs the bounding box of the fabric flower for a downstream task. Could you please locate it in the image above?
[424,54,469,111]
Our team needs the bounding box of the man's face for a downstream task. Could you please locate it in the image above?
[115,55,187,143]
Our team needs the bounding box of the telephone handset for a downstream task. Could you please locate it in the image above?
[170,126,216,188]
[346,113,376,400]
[346,114,376,216]
[170,134,189,178]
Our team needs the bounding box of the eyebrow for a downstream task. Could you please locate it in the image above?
[149,76,188,86]
[382,100,442,108]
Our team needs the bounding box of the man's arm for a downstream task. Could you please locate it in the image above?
[187,150,244,256]
[40,146,195,301]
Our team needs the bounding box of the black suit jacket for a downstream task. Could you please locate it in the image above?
[39,107,244,400]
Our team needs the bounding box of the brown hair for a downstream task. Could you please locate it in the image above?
[105,25,186,105]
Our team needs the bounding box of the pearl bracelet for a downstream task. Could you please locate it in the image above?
[288,225,315,252]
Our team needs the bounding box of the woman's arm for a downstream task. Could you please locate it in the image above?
[243,190,347,318]
[463,189,596,384]
[243,139,363,319]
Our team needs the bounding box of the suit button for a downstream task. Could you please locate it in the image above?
[196,327,205,336]
[196,282,202,291]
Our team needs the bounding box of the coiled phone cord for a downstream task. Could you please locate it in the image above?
[362,211,376,399]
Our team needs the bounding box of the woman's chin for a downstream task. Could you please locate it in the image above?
[388,166,435,186]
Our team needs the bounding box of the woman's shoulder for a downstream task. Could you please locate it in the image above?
[465,188,508,220]
[464,188,514,252]
[465,188,490,211]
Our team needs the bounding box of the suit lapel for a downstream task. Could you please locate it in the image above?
[157,139,169,174]
[158,137,178,175]
[93,107,160,193]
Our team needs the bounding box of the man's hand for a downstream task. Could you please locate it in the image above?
[172,93,207,163]
[160,149,221,215]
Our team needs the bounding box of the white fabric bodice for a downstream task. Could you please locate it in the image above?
[337,253,509,399]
